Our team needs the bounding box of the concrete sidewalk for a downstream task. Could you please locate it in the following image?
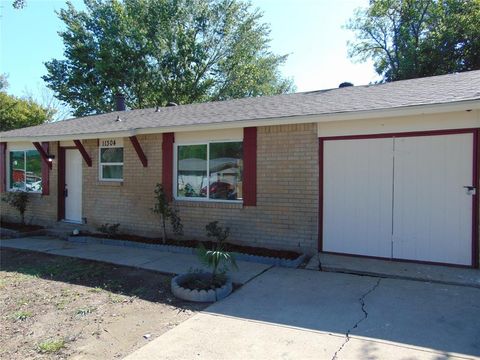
[126,267,480,360]
[307,253,480,288]
[0,236,271,285]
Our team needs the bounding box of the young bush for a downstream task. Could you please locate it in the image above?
[97,223,120,238]
[151,183,183,243]
[197,221,237,281]
[2,191,29,224]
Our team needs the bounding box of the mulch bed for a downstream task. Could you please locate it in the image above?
[83,232,301,260]
[0,220,44,233]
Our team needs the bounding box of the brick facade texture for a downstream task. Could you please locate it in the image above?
[80,124,319,254]
[175,123,319,254]
[2,124,477,260]
[1,124,319,254]
[1,142,58,226]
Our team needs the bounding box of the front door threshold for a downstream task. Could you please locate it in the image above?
[62,220,83,225]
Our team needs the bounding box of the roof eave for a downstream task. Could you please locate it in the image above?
[2,99,479,143]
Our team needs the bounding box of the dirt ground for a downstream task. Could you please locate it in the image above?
[0,248,207,359]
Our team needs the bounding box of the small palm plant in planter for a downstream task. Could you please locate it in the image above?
[171,221,238,302]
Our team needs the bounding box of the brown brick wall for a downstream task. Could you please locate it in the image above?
[82,135,164,236]
[80,124,319,254]
[174,123,319,254]
[1,124,479,262]
[1,142,58,226]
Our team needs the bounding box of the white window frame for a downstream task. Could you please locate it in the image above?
[174,139,243,203]
[99,138,124,182]
[7,148,42,194]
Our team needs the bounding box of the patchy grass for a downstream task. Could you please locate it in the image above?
[88,286,103,293]
[75,306,95,317]
[13,310,32,321]
[1,248,206,360]
[37,339,65,353]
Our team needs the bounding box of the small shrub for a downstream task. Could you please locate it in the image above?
[206,221,230,243]
[37,339,65,353]
[197,221,237,281]
[2,191,29,224]
[13,310,32,321]
[181,272,227,291]
[97,223,120,238]
[151,183,183,243]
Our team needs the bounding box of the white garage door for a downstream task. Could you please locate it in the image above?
[323,132,474,266]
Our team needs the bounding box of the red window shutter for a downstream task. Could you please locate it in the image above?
[41,142,50,195]
[243,127,257,206]
[162,133,175,201]
[0,142,6,192]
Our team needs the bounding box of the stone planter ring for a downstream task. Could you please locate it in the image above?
[171,272,233,302]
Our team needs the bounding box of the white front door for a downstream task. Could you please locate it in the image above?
[392,133,473,265]
[65,149,83,223]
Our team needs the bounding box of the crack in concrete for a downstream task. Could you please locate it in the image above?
[331,278,381,360]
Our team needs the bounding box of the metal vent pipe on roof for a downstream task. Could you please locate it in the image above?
[115,93,126,111]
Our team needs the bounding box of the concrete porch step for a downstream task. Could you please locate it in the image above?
[45,222,91,239]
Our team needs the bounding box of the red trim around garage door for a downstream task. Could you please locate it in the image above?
[318,128,480,268]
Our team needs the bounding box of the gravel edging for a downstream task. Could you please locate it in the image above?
[67,235,306,268]
[171,272,233,302]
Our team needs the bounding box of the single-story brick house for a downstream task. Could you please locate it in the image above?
[1,71,479,267]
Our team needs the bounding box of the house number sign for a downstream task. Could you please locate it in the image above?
[100,138,122,147]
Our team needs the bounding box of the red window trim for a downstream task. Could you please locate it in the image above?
[243,127,257,206]
[0,142,6,193]
[41,142,50,195]
[162,133,175,201]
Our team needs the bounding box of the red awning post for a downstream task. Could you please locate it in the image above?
[73,140,92,167]
[32,142,52,170]
[129,136,148,167]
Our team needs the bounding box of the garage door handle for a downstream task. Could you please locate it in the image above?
[463,186,476,195]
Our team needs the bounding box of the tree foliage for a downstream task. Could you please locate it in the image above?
[0,84,54,132]
[347,0,480,82]
[43,0,294,116]
[12,0,26,9]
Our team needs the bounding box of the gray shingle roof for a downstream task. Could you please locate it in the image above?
[1,70,479,140]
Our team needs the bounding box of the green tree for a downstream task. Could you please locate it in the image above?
[0,74,8,91]
[346,0,480,82]
[43,0,294,117]
[0,88,54,132]
[12,0,26,9]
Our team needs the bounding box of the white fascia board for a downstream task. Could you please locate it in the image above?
[2,99,480,143]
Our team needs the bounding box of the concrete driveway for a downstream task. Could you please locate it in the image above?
[126,267,480,360]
